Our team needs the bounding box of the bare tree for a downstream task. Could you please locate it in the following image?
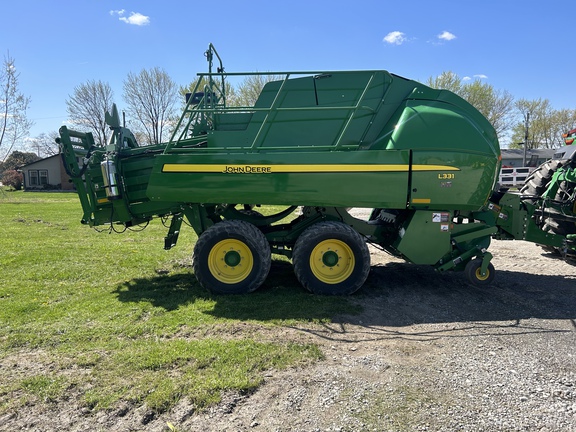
[123,67,178,145]
[30,131,60,157]
[0,53,34,161]
[65,80,114,146]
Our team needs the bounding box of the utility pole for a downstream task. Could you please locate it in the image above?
[522,112,530,167]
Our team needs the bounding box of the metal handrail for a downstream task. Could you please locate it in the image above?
[165,47,384,153]
[333,72,376,150]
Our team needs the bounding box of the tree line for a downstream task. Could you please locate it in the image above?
[426,72,576,149]
[2,53,576,167]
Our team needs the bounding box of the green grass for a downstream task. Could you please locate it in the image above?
[0,191,359,414]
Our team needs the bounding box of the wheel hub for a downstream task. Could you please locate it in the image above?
[208,239,254,284]
[322,250,340,267]
[224,250,241,267]
[475,267,490,281]
[310,239,354,284]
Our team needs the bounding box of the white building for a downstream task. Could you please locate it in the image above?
[18,154,75,191]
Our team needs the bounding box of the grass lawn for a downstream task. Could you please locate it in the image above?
[0,190,359,413]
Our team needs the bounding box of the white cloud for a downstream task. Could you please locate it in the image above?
[110,10,150,26]
[438,31,456,41]
[463,74,488,81]
[120,12,150,26]
[383,31,407,45]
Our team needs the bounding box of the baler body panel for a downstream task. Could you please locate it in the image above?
[147,150,411,208]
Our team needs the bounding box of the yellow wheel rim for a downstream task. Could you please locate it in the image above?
[208,239,253,284]
[475,267,490,281]
[309,239,354,284]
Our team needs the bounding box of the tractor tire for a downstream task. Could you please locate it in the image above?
[193,220,271,295]
[292,221,370,295]
[465,258,495,287]
[519,159,566,203]
[549,179,576,236]
[547,178,576,260]
[520,159,576,257]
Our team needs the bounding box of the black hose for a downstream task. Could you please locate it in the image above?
[61,146,96,178]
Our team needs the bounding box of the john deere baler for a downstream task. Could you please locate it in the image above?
[58,44,576,295]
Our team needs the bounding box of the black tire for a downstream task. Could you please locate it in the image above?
[519,160,567,203]
[465,258,495,287]
[520,159,576,256]
[292,221,370,295]
[547,178,576,259]
[193,220,271,294]
[549,179,576,236]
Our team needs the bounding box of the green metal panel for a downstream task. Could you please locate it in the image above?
[146,149,412,208]
[489,191,569,249]
[385,99,499,155]
[393,211,453,265]
[410,150,499,210]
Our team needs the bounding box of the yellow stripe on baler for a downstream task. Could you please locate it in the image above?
[162,164,460,173]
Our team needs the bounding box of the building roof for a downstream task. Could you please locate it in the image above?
[17,154,60,169]
[501,148,556,158]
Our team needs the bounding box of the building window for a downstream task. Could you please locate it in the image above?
[39,170,48,185]
[28,170,48,186]
[29,170,39,186]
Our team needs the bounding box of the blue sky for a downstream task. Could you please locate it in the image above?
[1,0,575,143]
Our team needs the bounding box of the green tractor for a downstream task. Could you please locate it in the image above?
[57,44,576,295]
[518,131,576,256]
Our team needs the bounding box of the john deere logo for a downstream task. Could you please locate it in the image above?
[223,165,272,174]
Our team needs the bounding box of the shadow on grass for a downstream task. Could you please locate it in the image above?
[113,260,360,322]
